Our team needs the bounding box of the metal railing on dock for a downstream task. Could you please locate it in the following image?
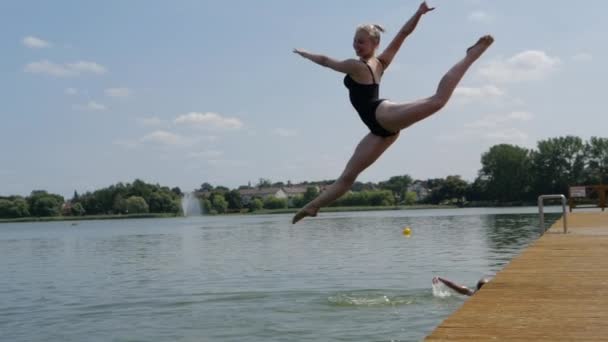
[538,194,568,234]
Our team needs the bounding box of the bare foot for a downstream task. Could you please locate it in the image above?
[292,206,318,224]
[466,35,494,58]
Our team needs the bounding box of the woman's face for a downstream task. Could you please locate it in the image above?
[353,30,377,58]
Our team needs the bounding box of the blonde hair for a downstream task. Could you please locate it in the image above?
[356,24,385,44]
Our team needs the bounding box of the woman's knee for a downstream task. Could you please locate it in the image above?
[429,95,448,112]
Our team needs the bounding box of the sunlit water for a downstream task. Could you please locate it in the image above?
[0,207,561,341]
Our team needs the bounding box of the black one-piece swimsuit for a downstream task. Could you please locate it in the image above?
[343,62,397,137]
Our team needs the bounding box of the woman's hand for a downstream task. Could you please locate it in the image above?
[418,1,435,15]
[293,48,307,57]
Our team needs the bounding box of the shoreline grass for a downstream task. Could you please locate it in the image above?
[1,202,554,223]
[0,213,178,224]
[244,204,457,215]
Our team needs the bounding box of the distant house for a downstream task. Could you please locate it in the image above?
[61,201,73,216]
[281,186,311,198]
[281,186,320,207]
[407,181,430,201]
[238,187,287,205]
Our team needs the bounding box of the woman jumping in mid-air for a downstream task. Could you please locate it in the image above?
[292,1,493,224]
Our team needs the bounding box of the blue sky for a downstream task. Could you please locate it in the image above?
[1,0,605,197]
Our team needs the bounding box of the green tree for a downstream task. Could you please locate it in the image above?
[531,136,586,196]
[27,191,64,217]
[333,190,395,206]
[113,194,127,214]
[466,177,489,202]
[199,182,214,192]
[379,175,413,203]
[125,196,149,214]
[302,186,319,204]
[351,181,376,192]
[224,190,243,210]
[584,137,608,184]
[478,144,532,202]
[290,195,305,208]
[149,192,180,213]
[130,179,154,200]
[71,202,86,216]
[210,193,228,214]
[171,187,183,196]
[440,175,469,204]
[404,191,417,205]
[264,196,288,209]
[425,178,446,204]
[202,198,212,214]
[248,198,264,212]
[0,198,30,218]
[215,186,230,193]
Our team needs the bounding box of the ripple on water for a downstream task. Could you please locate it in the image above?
[326,289,455,307]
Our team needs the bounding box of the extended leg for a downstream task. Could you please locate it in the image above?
[292,132,399,224]
[376,35,494,132]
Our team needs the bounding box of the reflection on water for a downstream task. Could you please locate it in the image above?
[0,207,562,342]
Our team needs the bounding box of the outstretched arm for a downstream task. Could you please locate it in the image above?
[293,49,360,74]
[434,277,474,296]
[378,1,434,70]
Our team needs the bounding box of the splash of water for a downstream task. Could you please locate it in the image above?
[431,282,452,298]
[181,192,202,216]
[327,292,415,306]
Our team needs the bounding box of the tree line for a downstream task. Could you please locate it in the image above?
[0,180,182,219]
[199,135,608,212]
[1,135,606,219]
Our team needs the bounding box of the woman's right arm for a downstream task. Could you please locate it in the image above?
[436,277,474,296]
[294,49,360,74]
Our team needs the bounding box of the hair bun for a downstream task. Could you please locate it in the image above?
[372,24,385,33]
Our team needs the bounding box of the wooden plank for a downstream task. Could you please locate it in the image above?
[426,212,608,341]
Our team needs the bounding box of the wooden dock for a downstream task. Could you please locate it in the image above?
[426,212,608,341]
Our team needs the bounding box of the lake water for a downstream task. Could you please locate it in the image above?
[0,207,561,342]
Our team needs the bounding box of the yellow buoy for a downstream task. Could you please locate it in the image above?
[403,227,412,236]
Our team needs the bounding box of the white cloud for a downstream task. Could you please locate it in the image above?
[113,139,140,149]
[572,52,593,62]
[68,61,106,74]
[174,112,243,130]
[65,88,78,96]
[437,127,529,145]
[187,150,224,159]
[468,10,493,23]
[440,111,534,144]
[506,111,533,121]
[24,60,107,77]
[484,128,528,143]
[454,85,505,103]
[137,117,165,126]
[72,101,106,111]
[22,36,51,48]
[274,128,298,137]
[478,50,561,83]
[141,130,183,146]
[206,159,247,167]
[465,111,534,129]
[105,87,131,98]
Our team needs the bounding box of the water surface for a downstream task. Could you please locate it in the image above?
[0,207,561,341]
